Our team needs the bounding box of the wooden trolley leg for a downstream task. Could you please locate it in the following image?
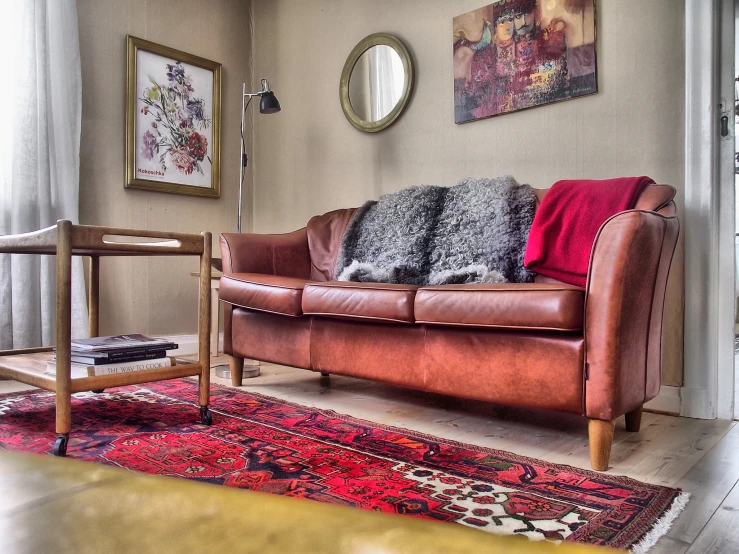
[588,419,616,471]
[210,286,219,357]
[54,221,73,456]
[229,356,244,387]
[198,232,212,425]
[88,255,100,338]
[625,406,643,433]
[89,256,105,393]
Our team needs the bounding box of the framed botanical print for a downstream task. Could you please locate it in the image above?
[125,36,221,197]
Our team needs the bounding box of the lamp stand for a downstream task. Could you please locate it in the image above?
[229,83,260,377]
[237,79,278,234]
[237,83,247,234]
[214,362,260,381]
[230,79,280,379]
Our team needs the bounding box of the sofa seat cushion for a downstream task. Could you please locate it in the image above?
[219,273,310,317]
[415,283,585,331]
[302,281,418,323]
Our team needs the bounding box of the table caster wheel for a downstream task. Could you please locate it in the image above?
[200,406,213,426]
[53,434,68,457]
[92,389,105,394]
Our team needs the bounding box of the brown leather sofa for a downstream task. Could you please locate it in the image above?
[219,184,679,471]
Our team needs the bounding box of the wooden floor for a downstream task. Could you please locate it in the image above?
[735,342,739,422]
[2,356,738,553]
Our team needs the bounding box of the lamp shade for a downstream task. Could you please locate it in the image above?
[259,91,281,114]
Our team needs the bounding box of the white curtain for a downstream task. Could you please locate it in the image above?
[0,0,87,350]
[369,45,405,121]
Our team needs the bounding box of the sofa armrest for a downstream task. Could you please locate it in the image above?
[219,229,311,357]
[219,229,311,279]
[584,210,679,421]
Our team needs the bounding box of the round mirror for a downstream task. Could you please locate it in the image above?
[348,45,404,122]
[340,34,413,133]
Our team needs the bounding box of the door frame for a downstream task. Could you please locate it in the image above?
[682,0,736,420]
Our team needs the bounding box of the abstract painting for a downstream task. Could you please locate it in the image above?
[453,0,597,124]
[125,36,221,197]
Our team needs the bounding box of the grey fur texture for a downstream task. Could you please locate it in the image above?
[335,176,536,285]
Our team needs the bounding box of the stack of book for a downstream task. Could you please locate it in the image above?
[45,334,179,378]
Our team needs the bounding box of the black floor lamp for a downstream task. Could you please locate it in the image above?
[216,80,281,382]
[237,79,281,233]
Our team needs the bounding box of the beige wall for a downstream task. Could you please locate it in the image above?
[252,0,685,386]
[77,0,253,336]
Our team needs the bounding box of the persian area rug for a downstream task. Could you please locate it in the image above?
[0,380,687,552]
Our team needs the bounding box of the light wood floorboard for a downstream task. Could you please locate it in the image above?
[2,357,738,552]
[734,347,738,422]
[648,536,691,554]
[685,481,739,554]
[667,425,739,544]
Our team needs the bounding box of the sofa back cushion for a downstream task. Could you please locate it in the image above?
[307,208,356,281]
[306,185,676,283]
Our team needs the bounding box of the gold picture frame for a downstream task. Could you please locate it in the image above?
[125,36,222,198]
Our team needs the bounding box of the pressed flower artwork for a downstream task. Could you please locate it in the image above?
[126,36,221,197]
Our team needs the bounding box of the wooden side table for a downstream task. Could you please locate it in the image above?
[0,221,213,456]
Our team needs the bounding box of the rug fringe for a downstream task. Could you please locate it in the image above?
[630,492,691,553]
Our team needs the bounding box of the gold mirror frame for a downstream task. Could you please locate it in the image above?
[339,33,414,133]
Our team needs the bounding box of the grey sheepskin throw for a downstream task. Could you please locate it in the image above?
[334,176,537,285]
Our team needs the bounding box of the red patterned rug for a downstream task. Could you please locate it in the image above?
[0,379,686,551]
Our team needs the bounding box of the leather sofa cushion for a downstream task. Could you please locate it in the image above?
[303,281,418,323]
[220,273,310,317]
[307,208,357,281]
[415,283,585,331]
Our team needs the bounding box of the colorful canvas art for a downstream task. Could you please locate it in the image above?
[453,0,597,123]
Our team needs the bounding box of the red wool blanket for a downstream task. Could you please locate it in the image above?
[523,176,653,287]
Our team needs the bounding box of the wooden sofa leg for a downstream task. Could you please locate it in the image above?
[588,419,615,471]
[625,406,643,433]
[229,356,244,387]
